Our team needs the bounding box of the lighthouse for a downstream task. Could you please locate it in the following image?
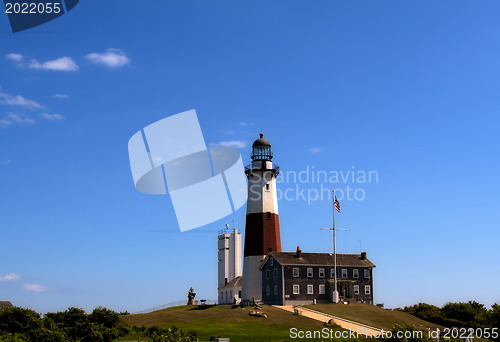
[241,134,281,302]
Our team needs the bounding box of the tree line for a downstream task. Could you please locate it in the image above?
[0,306,197,342]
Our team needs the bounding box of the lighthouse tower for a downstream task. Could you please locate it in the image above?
[241,134,281,302]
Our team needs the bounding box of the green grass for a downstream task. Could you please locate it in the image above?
[120,304,336,342]
[303,303,443,331]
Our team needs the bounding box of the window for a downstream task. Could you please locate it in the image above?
[266,270,270,279]
[319,268,325,278]
[266,212,271,219]
[354,285,359,295]
[270,257,273,266]
[265,183,270,190]
[365,285,371,295]
[238,290,241,298]
[307,285,313,294]
[330,268,335,278]
[341,268,347,278]
[230,290,233,299]
[266,286,270,296]
[364,269,371,278]
[353,269,359,278]
[293,284,300,295]
[274,285,278,295]
[307,268,313,277]
[293,268,299,277]
[274,268,278,278]
[319,285,325,294]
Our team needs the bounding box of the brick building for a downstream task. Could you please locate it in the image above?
[260,247,375,305]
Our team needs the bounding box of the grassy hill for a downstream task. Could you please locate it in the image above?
[304,303,443,331]
[120,303,445,341]
[120,304,332,342]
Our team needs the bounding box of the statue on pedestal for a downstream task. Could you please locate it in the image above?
[187,287,196,305]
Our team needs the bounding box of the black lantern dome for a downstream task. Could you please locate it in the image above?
[251,133,273,160]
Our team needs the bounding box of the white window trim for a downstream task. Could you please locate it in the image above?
[353,269,359,279]
[319,285,325,294]
[341,268,348,278]
[319,268,325,278]
[365,285,371,295]
[293,284,300,295]
[330,268,335,278]
[293,268,299,277]
[364,269,371,278]
[307,284,313,294]
[354,285,359,295]
[307,268,313,278]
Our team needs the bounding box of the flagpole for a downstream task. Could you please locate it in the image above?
[332,190,339,303]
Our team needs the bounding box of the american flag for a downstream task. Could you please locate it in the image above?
[334,196,341,213]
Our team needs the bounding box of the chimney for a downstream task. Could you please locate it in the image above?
[296,246,302,258]
[360,252,367,260]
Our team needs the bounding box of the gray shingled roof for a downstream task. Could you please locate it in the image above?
[218,276,242,290]
[260,252,375,269]
[0,301,13,310]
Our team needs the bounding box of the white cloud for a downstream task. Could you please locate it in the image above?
[0,273,20,282]
[309,147,325,154]
[23,283,48,292]
[85,49,130,68]
[6,53,23,62]
[28,56,79,71]
[211,140,246,148]
[0,92,42,109]
[6,53,78,71]
[0,119,13,128]
[6,113,36,125]
[239,122,255,126]
[54,94,69,99]
[40,113,64,121]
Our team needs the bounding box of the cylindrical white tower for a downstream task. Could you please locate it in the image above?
[241,134,281,302]
[218,226,242,291]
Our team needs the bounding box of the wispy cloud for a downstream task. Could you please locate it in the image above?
[0,120,13,128]
[0,273,20,282]
[54,94,69,99]
[6,53,23,62]
[0,92,42,109]
[0,113,36,128]
[211,140,246,148]
[6,113,36,125]
[6,53,78,71]
[85,49,130,68]
[309,147,325,154]
[28,56,79,71]
[239,122,255,126]
[23,283,48,292]
[40,113,64,121]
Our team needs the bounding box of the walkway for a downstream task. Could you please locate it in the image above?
[275,305,382,337]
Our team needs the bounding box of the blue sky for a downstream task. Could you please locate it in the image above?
[1,0,499,313]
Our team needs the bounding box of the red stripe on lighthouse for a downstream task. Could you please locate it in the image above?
[243,212,281,257]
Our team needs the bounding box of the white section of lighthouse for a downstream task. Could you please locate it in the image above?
[241,134,281,302]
